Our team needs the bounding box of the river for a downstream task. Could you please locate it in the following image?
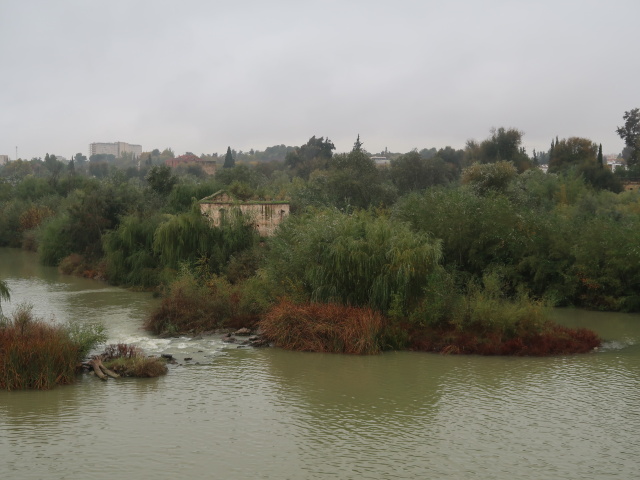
[1,247,639,479]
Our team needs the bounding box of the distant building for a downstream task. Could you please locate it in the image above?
[0,155,8,165]
[89,142,142,159]
[371,156,389,167]
[165,154,217,175]
[605,156,625,172]
[199,191,289,237]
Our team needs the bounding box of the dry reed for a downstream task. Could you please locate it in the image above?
[259,300,386,354]
[1,309,79,390]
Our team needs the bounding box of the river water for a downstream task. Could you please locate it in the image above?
[1,248,639,479]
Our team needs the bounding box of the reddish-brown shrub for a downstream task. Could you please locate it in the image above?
[408,324,601,356]
[58,254,89,276]
[260,300,387,354]
[1,311,78,390]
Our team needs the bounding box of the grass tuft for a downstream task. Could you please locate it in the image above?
[100,343,168,377]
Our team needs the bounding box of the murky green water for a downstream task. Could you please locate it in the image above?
[1,248,639,479]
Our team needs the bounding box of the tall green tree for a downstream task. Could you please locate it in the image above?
[285,136,335,179]
[145,165,177,196]
[616,108,640,167]
[548,137,598,173]
[223,147,235,169]
[44,154,64,188]
[73,153,87,169]
[465,127,531,172]
[38,179,141,265]
[353,134,363,152]
[597,144,604,167]
[310,150,395,210]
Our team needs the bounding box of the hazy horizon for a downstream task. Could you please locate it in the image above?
[2,0,638,160]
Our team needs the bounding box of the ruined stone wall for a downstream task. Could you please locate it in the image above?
[622,181,640,192]
[200,201,289,237]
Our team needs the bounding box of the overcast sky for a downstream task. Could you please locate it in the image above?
[1,0,638,160]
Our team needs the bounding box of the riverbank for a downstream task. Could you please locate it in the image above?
[2,248,637,478]
[145,296,602,357]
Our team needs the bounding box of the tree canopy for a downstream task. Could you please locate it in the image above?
[616,108,640,167]
[285,136,335,178]
[548,137,598,173]
[465,127,531,172]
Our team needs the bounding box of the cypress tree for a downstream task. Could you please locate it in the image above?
[223,146,235,169]
[597,144,604,168]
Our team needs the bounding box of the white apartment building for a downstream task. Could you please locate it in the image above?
[0,155,9,165]
[89,141,142,159]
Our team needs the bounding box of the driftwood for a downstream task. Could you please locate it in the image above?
[87,356,120,381]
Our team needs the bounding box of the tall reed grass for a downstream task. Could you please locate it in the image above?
[0,303,106,390]
[260,300,386,354]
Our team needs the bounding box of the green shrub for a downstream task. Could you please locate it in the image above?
[144,269,262,335]
[405,272,600,355]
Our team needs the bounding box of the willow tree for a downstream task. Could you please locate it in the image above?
[267,209,442,314]
[102,213,165,287]
[153,206,257,273]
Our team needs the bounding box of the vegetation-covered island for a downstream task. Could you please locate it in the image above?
[3,111,640,375]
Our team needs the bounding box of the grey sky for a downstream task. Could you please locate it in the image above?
[1,0,638,160]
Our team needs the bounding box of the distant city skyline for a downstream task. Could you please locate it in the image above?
[1,130,627,163]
